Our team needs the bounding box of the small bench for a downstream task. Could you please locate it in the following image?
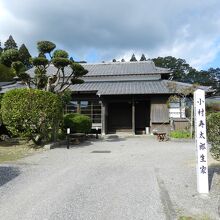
[67,133,86,145]
[154,132,167,142]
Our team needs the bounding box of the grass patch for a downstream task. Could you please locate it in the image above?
[179,214,211,220]
[170,130,191,139]
[179,217,194,220]
[0,141,43,163]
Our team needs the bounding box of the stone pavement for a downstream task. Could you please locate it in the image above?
[0,135,219,220]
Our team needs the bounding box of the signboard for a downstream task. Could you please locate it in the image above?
[194,89,209,194]
[67,128,70,134]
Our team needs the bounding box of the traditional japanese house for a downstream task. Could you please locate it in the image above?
[1,61,211,135]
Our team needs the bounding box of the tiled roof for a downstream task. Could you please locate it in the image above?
[0,82,26,93]
[70,80,210,95]
[26,61,170,78]
[0,80,211,95]
[0,81,15,87]
[81,61,170,76]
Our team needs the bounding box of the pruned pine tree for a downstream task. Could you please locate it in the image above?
[14,41,88,94]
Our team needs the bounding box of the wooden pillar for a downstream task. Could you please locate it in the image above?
[77,101,80,113]
[101,101,106,135]
[105,103,108,134]
[91,102,93,123]
[132,98,135,135]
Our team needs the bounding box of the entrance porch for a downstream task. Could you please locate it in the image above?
[101,95,152,135]
[68,94,171,135]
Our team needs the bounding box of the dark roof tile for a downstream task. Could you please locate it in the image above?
[70,80,210,95]
[26,61,170,78]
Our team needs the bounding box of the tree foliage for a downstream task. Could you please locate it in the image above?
[0,64,15,81]
[130,54,137,62]
[0,49,19,67]
[1,88,63,145]
[140,54,147,61]
[53,50,69,58]
[52,57,70,69]
[200,68,220,94]
[11,61,30,86]
[37,41,56,57]
[4,35,18,50]
[18,44,32,68]
[207,112,220,160]
[153,56,219,93]
[1,38,83,90]
[0,41,3,54]
[19,41,88,93]
[152,56,193,81]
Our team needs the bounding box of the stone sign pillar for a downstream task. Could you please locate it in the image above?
[194,89,209,194]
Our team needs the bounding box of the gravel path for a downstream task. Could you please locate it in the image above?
[0,135,219,220]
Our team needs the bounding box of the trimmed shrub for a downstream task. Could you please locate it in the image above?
[0,94,3,108]
[0,94,3,121]
[1,88,63,145]
[207,112,220,160]
[0,49,19,67]
[53,50,69,58]
[206,102,220,114]
[0,64,15,81]
[63,113,92,134]
[170,130,191,139]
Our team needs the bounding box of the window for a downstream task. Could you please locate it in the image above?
[92,101,101,123]
[66,101,78,113]
[66,100,101,123]
[169,99,186,118]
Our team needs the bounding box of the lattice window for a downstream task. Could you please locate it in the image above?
[66,100,101,123]
[169,99,186,118]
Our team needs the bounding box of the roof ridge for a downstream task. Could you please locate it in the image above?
[81,60,154,66]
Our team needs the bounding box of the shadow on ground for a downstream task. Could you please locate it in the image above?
[104,135,127,142]
[0,166,20,187]
[209,163,220,190]
[71,140,94,148]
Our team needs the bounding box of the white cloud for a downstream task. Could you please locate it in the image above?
[1,0,220,69]
[0,2,33,45]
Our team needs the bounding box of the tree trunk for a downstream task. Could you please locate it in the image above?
[52,120,59,142]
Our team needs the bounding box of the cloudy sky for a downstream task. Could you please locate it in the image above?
[1,0,220,69]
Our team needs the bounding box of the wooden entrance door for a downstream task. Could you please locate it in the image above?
[135,101,150,133]
[108,102,132,133]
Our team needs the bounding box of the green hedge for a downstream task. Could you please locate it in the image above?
[206,102,220,114]
[207,112,220,160]
[63,113,92,134]
[1,88,63,145]
[0,94,3,122]
[170,130,191,139]
[0,64,15,81]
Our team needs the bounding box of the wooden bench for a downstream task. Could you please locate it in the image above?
[154,132,167,142]
[69,133,86,144]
